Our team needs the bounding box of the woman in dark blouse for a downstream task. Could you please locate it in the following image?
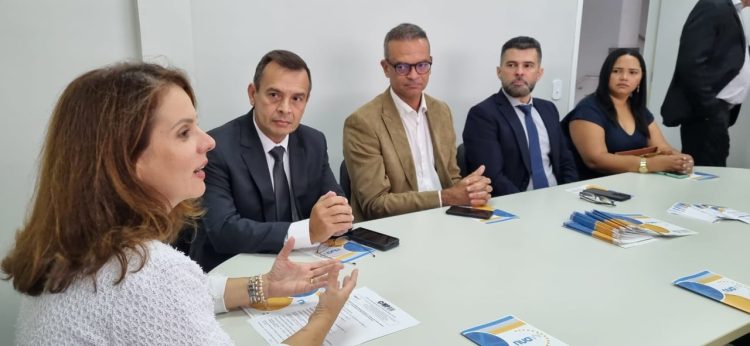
[562,48,693,179]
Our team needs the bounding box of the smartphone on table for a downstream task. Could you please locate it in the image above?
[347,227,399,251]
[445,206,494,219]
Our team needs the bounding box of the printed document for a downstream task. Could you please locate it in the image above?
[668,202,750,224]
[247,287,419,345]
[304,237,375,263]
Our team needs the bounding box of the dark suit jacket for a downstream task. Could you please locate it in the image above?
[661,0,745,126]
[462,91,578,196]
[190,110,342,271]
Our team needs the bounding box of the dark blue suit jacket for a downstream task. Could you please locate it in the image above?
[190,110,342,271]
[462,91,578,196]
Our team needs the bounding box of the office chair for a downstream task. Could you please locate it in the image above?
[456,143,468,177]
[339,160,351,200]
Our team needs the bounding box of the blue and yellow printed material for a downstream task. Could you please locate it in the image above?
[656,171,718,180]
[563,210,695,248]
[314,237,374,263]
[475,205,518,224]
[668,202,750,224]
[674,271,750,314]
[689,171,719,180]
[461,315,568,346]
[243,287,322,318]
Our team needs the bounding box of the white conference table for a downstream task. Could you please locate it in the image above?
[212,167,750,345]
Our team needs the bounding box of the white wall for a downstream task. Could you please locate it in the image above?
[618,0,644,48]
[576,0,623,103]
[0,0,582,343]
[0,1,141,344]
[648,0,750,168]
[575,0,649,105]
[137,0,195,77]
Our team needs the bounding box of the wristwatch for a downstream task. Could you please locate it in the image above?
[638,157,648,173]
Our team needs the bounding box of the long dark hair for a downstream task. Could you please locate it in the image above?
[594,48,649,137]
[2,63,203,296]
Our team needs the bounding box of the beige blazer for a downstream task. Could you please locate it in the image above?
[343,89,461,221]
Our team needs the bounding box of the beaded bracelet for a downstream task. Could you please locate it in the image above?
[247,275,267,306]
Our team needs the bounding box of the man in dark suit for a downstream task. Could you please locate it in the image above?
[661,0,750,167]
[463,36,578,197]
[191,50,353,271]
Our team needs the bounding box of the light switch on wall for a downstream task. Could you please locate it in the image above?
[552,79,562,100]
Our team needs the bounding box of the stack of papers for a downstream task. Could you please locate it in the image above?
[461,315,568,345]
[668,203,750,224]
[563,210,696,248]
[244,287,419,345]
[674,270,750,314]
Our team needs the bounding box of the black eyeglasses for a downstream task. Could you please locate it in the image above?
[387,60,432,76]
[579,191,615,206]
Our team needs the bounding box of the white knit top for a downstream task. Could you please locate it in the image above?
[15,240,233,345]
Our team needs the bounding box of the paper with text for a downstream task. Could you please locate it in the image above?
[248,287,419,345]
[668,202,750,224]
[305,237,375,263]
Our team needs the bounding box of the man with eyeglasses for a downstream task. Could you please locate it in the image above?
[462,36,578,197]
[343,23,492,221]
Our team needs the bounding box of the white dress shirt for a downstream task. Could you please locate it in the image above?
[253,115,313,249]
[717,0,750,105]
[390,88,443,204]
[502,89,558,190]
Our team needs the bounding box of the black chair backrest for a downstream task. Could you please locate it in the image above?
[339,160,351,200]
[456,143,468,177]
[171,226,194,256]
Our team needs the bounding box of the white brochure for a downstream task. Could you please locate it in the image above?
[674,270,750,314]
[461,315,568,346]
[248,286,419,345]
[668,202,750,224]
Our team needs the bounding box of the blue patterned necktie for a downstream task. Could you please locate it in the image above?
[516,104,549,189]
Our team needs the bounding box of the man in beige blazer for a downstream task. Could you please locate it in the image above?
[344,23,492,221]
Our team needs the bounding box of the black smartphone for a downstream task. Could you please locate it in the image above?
[582,188,631,201]
[445,206,494,219]
[347,227,399,251]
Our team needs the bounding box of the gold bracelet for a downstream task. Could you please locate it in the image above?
[246,275,267,306]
